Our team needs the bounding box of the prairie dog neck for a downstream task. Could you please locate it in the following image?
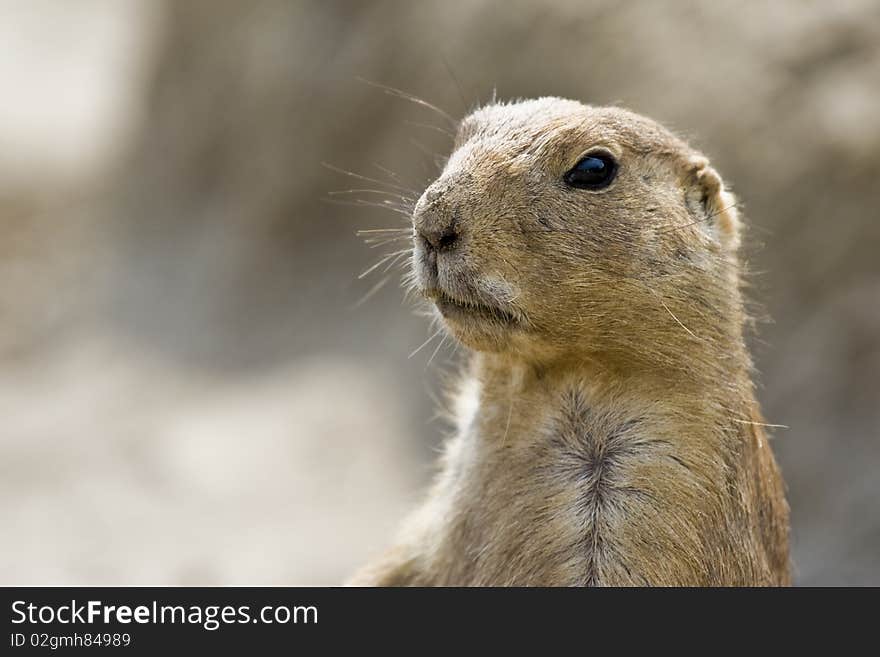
[467,348,752,439]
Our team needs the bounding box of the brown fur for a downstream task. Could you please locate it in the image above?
[351,98,790,586]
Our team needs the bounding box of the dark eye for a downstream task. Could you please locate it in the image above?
[564,152,618,190]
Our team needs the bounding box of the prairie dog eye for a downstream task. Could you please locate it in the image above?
[564,151,618,190]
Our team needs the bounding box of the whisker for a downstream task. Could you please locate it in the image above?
[731,419,790,430]
[362,236,411,249]
[324,198,412,218]
[329,188,415,203]
[358,249,410,279]
[427,332,449,367]
[500,391,514,448]
[357,77,458,128]
[404,120,455,140]
[381,250,410,273]
[407,137,446,167]
[372,163,418,192]
[440,54,471,114]
[360,232,410,242]
[656,203,740,235]
[657,295,701,341]
[366,239,407,250]
[322,162,416,194]
[357,228,412,235]
[352,275,391,309]
[612,274,712,340]
[409,326,445,359]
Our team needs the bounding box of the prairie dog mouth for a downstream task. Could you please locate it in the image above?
[427,288,519,326]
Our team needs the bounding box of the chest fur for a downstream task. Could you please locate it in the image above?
[431,388,694,585]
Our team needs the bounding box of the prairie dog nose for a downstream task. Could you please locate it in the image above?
[413,203,459,252]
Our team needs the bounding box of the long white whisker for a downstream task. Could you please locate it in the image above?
[352,275,391,309]
[381,250,409,273]
[322,162,416,194]
[427,332,449,367]
[329,188,415,203]
[358,249,409,279]
[409,327,444,359]
[732,419,790,430]
[356,77,458,128]
[657,296,700,341]
[325,198,412,218]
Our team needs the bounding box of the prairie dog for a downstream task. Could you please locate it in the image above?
[352,98,790,586]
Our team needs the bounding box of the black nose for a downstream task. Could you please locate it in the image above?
[414,205,459,252]
[418,224,459,252]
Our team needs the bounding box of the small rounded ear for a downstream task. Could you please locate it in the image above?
[683,155,741,251]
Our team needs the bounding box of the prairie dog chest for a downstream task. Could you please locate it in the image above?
[437,385,666,585]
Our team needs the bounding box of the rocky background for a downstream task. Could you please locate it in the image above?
[1,0,878,584]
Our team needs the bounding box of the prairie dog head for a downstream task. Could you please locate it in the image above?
[411,98,742,366]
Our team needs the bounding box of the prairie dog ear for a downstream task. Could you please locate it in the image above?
[683,155,741,251]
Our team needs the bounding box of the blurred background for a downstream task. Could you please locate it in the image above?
[1,0,878,585]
